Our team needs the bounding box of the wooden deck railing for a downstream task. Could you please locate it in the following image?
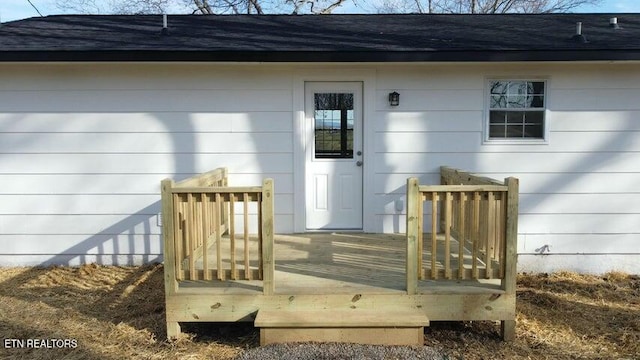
[406,167,518,295]
[161,168,275,295]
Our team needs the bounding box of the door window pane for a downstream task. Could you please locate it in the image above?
[314,93,354,159]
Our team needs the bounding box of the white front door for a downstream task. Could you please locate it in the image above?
[305,82,363,230]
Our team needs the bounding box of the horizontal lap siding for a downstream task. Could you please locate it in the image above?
[0,64,294,266]
[374,64,640,273]
[0,90,290,112]
[3,62,640,273]
[0,173,294,194]
[0,132,293,153]
[517,254,638,275]
[375,152,640,173]
[0,154,293,173]
[0,194,294,215]
[373,67,484,234]
[0,234,161,255]
[0,112,293,133]
[374,193,640,215]
[377,131,640,152]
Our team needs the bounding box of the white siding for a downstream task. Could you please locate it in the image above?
[373,63,640,274]
[1,62,639,274]
[0,64,295,266]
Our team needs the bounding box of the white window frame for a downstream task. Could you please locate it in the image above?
[483,78,550,145]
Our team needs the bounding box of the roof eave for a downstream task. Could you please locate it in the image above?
[1,49,640,62]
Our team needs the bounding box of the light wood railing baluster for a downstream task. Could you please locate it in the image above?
[187,193,196,280]
[230,193,237,280]
[472,191,480,279]
[480,194,487,255]
[458,192,466,279]
[173,194,183,281]
[197,194,203,261]
[215,193,224,281]
[486,191,495,279]
[444,191,452,279]
[431,192,438,280]
[417,193,424,279]
[258,192,264,280]
[465,193,472,249]
[243,193,250,280]
[498,192,507,278]
[202,193,210,281]
[222,169,229,231]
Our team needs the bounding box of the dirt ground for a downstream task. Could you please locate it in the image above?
[0,264,637,360]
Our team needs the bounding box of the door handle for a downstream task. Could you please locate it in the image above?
[356,161,363,167]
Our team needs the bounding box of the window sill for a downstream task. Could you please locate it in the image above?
[483,138,549,146]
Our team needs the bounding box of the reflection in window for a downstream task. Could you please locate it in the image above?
[488,80,546,139]
[314,93,354,158]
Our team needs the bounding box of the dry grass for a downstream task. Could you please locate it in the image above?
[0,264,251,360]
[1,265,638,360]
[426,272,640,360]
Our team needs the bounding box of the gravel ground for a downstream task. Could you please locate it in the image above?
[236,343,447,360]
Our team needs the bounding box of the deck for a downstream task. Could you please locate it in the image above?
[179,233,502,295]
[161,167,519,343]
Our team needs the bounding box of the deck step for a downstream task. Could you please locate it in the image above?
[255,309,429,346]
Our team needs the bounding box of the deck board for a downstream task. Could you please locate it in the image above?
[178,233,501,295]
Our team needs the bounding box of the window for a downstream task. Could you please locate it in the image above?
[487,80,546,141]
[314,93,354,159]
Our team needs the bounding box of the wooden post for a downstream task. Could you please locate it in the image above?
[161,178,181,339]
[501,176,519,341]
[502,178,519,293]
[261,178,275,296]
[405,178,419,295]
[501,320,516,342]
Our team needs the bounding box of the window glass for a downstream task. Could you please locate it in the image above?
[488,80,546,140]
[314,93,354,158]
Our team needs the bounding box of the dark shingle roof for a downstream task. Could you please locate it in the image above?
[1,14,640,62]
